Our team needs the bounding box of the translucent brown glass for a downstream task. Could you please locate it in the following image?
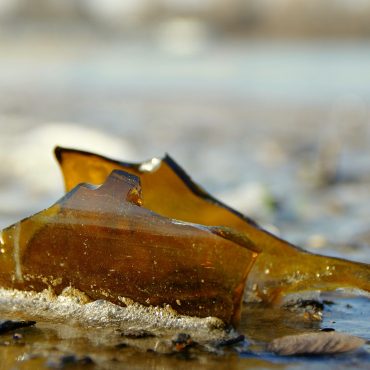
[0,170,258,325]
[55,147,370,303]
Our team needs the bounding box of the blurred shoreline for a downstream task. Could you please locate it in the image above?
[1,0,370,40]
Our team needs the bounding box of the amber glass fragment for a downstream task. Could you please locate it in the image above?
[0,170,258,325]
[55,147,370,303]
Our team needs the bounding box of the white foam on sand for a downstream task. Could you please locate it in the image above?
[0,287,225,333]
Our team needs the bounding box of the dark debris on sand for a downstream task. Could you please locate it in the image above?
[0,319,36,334]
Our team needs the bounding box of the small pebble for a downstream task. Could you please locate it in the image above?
[268,332,365,356]
[12,333,24,340]
[172,333,194,351]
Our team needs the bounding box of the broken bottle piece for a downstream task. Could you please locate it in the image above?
[0,170,258,325]
[55,147,370,302]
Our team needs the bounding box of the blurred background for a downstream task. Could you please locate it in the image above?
[1,0,370,262]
